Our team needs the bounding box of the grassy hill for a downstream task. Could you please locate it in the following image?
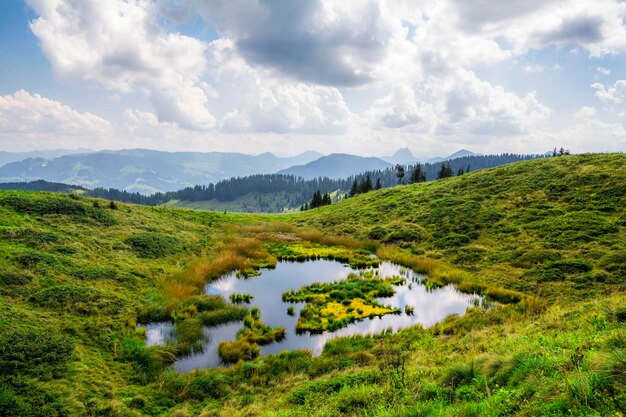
[0,154,624,416]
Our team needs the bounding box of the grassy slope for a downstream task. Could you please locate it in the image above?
[295,153,626,301]
[0,154,624,416]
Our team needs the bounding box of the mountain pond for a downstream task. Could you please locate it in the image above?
[141,259,483,372]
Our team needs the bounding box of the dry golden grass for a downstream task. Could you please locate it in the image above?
[160,237,271,304]
[376,245,440,274]
[235,221,296,234]
[297,229,363,249]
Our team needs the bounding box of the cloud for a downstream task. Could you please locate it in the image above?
[596,66,611,75]
[523,64,544,73]
[0,90,112,150]
[207,39,353,134]
[574,106,597,119]
[27,0,216,130]
[363,85,437,131]
[435,69,550,136]
[592,80,626,105]
[0,89,110,135]
[445,0,626,56]
[193,0,395,87]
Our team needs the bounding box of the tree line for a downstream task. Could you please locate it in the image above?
[0,153,542,212]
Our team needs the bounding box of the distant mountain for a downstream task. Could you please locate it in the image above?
[276,154,393,180]
[428,149,479,163]
[381,148,416,164]
[0,149,92,167]
[0,149,323,194]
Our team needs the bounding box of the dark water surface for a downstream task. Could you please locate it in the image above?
[144,260,481,372]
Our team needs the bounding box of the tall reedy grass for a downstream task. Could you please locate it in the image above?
[377,245,537,311]
[160,237,274,309]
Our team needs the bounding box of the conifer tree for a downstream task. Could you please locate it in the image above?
[437,163,453,179]
[410,163,426,183]
[349,179,359,197]
[364,174,373,192]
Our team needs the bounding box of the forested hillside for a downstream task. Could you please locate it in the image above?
[1,153,541,213]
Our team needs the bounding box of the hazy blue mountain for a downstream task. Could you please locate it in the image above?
[0,149,92,167]
[276,153,393,179]
[428,149,478,163]
[381,148,416,164]
[0,149,323,194]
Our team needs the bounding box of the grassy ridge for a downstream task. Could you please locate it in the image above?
[295,153,626,301]
[0,154,624,416]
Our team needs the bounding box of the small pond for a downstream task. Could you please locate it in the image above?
[145,259,483,372]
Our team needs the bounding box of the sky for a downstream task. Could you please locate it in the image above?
[0,0,625,157]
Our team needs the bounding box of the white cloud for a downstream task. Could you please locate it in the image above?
[207,39,353,134]
[0,90,112,150]
[541,118,626,153]
[27,0,215,130]
[523,64,544,73]
[574,106,597,119]
[596,66,611,75]
[435,69,550,136]
[592,80,626,105]
[0,89,110,136]
[363,85,437,131]
[446,0,626,57]
[17,0,625,156]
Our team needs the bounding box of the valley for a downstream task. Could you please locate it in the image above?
[0,154,624,416]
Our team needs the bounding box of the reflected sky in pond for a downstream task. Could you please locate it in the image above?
[146,260,481,372]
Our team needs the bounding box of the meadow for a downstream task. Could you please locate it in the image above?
[0,153,624,416]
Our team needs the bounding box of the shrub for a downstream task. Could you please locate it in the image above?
[437,233,471,248]
[548,259,593,274]
[0,327,73,375]
[0,269,34,286]
[599,251,626,278]
[72,265,118,280]
[186,373,231,400]
[217,339,260,364]
[0,379,70,417]
[0,194,115,225]
[511,249,562,268]
[31,285,100,310]
[442,362,476,389]
[534,258,593,282]
[368,226,388,240]
[14,250,62,268]
[125,232,182,258]
[4,228,59,247]
[288,371,383,404]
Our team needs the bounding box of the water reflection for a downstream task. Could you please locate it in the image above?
[151,260,481,371]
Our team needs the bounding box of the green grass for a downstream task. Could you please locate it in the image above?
[0,154,624,416]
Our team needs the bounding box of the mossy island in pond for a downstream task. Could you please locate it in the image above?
[283,271,404,333]
[217,307,285,363]
[229,293,254,304]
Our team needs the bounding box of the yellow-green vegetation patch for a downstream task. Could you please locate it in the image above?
[267,241,379,268]
[283,271,403,332]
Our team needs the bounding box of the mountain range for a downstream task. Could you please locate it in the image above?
[276,153,393,179]
[0,148,479,193]
[0,149,322,194]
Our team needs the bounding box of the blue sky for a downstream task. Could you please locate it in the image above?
[0,0,625,157]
